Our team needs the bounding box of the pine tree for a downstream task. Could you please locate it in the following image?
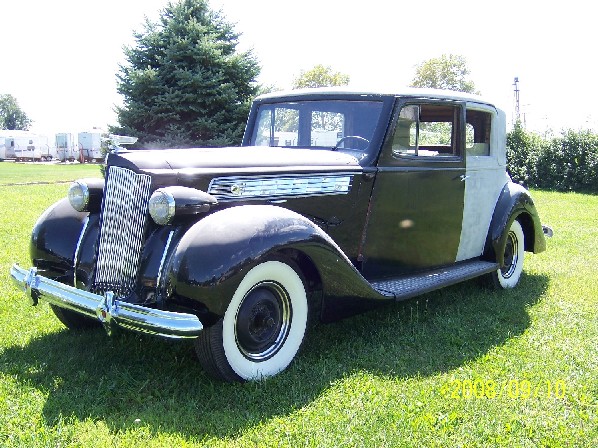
[114,0,260,148]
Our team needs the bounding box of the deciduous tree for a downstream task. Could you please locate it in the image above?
[293,65,350,89]
[0,94,31,130]
[410,54,479,94]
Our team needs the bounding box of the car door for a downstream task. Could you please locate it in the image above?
[361,99,466,279]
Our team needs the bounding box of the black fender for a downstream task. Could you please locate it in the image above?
[165,205,386,324]
[30,198,89,280]
[484,181,546,266]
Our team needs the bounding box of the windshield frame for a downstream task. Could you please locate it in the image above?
[243,93,395,167]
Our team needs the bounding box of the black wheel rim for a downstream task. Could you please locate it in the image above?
[235,281,292,361]
[500,230,519,278]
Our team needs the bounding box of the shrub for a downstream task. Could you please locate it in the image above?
[506,122,543,187]
[535,130,598,192]
[507,126,598,193]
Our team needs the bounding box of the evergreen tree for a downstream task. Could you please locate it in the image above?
[114,0,260,148]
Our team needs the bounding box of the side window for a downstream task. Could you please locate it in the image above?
[391,103,461,158]
[254,107,300,146]
[391,105,418,156]
[465,109,492,156]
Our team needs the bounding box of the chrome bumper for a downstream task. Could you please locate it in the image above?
[10,264,203,339]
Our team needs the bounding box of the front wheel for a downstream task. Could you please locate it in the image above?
[195,260,308,382]
[490,219,525,289]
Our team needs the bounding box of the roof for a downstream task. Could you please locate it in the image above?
[256,86,498,108]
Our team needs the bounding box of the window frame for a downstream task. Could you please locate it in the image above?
[379,98,466,166]
[465,107,493,157]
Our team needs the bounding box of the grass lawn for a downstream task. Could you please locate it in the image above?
[0,161,101,185]
[0,164,596,447]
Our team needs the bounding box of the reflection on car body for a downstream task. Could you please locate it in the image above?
[11,87,551,382]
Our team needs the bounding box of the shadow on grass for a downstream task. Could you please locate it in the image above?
[0,272,548,440]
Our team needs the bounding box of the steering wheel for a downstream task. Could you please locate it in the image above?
[333,136,370,151]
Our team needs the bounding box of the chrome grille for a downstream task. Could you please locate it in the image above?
[93,166,152,297]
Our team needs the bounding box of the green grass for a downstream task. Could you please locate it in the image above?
[0,161,101,185]
[0,164,596,447]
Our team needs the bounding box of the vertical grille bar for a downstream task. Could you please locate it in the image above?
[93,167,152,298]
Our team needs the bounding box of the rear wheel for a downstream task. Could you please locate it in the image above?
[50,304,100,330]
[195,260,308,382]
[490,219,525,289]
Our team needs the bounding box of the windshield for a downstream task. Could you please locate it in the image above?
[250,100,384,152]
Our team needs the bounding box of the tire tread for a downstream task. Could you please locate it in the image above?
[194,320,243,382]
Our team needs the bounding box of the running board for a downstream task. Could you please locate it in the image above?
[371,260,498,301]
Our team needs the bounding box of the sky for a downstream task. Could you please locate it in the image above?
[2,0,596,136]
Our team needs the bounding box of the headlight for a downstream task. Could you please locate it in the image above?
[148,187,218,225]
[67,178,104,212]
[68,181,90,211]
[148,190,176,225]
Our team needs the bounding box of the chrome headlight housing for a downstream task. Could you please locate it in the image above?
[148,187,218,225]
[68,181,89,212]
[148,190,176,225]
[68,178,104,212]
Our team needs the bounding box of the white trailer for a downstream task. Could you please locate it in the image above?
[12,134,39,160]
[3,137,16,159]
[78,130,103,162]
[12,134,56,161]
[56,133,77,161]
[0,130,19,159]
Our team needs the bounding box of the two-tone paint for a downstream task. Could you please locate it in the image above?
[20,88,548,335]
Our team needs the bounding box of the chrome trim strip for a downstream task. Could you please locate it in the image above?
[208,172,356,202]
[73,216,90,286]
[10,264,203,339]
[156,230,174,290]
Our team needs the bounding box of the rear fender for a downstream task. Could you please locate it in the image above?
[484,182,546,265]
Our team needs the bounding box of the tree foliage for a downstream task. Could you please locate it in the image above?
[507,125,598,192]
[0,94,31,130]
[113,0,260,148]
[293,65,350,89]
[506,121,543,185]
[410,54,479,94]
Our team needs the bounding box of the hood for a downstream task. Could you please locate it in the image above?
[106,146,362,174]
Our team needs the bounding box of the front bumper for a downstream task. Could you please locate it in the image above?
[10,264,203,339]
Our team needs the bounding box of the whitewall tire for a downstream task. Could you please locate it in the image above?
[195,260,308,381]
[492,219,525,289]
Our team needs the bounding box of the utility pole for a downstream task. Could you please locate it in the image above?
[513,77,521,125]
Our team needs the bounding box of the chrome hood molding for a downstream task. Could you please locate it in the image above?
[107,146,362,173]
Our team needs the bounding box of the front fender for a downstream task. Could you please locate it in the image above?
[166,205,385,321]
[30,198,88,279]
[485,182,546,265]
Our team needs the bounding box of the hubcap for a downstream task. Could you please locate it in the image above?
[235,281,292,361]
[500,230,519,278]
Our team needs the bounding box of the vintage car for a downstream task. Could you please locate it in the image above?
[11,88,551,382]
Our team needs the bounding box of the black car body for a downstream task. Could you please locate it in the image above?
[11,88,550,381]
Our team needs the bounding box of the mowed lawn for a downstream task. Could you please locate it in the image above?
[0,163,596,447]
